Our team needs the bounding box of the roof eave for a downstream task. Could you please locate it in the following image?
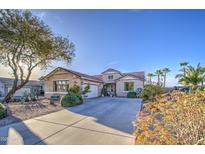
[81,77,104,83]
[116,74,144,81]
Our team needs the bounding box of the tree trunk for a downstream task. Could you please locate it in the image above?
[2,77,18,103]
[164,74,166,87]
[184,67,186,77]
[148,77,151,84]
[2,71,31,103]
[2,90,16,103]
[158,75,160,85]
[2,80,30,103]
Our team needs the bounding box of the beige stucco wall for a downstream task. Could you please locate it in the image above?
[44,69,103,98]
[44,69,82,98]
[116,76,144,97]
[44,68,144,98]
[102,71,122,83]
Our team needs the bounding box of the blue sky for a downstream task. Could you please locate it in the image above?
[1,10,205,86]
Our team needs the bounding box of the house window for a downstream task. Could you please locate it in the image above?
[124,82,134,91]
[53,80,69,92]
[108,75,113,80]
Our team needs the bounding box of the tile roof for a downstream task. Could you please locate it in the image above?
[42,67,144,83]
[101,68,121,74]
[93,71,145,81]
[92,75,103,80]
[67,69,104,83]
[123,72,145,80]
[42,67,104,83]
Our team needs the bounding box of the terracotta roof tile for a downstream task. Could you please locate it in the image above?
[92,75,103,80]
[43,67,104,83]
[123,72,145,79]
[42,67,144,83]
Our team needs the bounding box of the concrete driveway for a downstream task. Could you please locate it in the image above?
[0,97,142,145]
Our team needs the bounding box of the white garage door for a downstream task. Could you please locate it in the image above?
[83,84,99,98]
[8,87,30,96]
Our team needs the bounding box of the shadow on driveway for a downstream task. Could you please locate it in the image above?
[0,116,46,145]
[67,97,142,134]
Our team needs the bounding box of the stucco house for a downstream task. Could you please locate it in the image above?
[42,67,144,98]
[0,77,43,97]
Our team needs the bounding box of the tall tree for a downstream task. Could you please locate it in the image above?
[146,73,155,84]
[176,63,205,89]
[162,67,171,87]
[155,69,163,86]
[202,75,205,86]
[180,62,189,76]
[0,10,75,103]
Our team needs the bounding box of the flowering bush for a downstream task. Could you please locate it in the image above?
[134,91,205,144]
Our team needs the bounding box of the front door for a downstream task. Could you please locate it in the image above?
[106,83,116,96]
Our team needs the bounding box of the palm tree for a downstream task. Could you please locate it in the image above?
[202,75,205,86]
[198,65,205,86]
[176,63,205,90]
[155,69,163,86]
[175,62,189,83]
[162,67,171,87]
[180,62,189,76]
[146,73,155,84]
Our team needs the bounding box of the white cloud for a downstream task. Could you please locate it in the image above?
[34,11,64,24]
[36,11,47,20]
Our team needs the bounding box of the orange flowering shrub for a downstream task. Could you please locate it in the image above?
[134,91,205,145]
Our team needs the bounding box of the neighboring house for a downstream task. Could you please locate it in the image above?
[0,77,43,97]
[42,67,144,98]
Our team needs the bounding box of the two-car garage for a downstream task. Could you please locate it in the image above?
[82,83,99,98]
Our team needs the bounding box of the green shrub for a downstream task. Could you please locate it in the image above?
[30,91,37,101]
[82,84,91,95]
[127,91,137,98]
[23,91,30,102]
[101,85,108,96]
[139,84,165,101]
[75,92,83,103]
[0,103,7,119]
[61,91,83,107]
[68,85,83,103]
[69,85,81,95]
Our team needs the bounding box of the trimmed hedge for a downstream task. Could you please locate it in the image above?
[0,103,7,119]
[61,91,83,107]
[127,91,137,98]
